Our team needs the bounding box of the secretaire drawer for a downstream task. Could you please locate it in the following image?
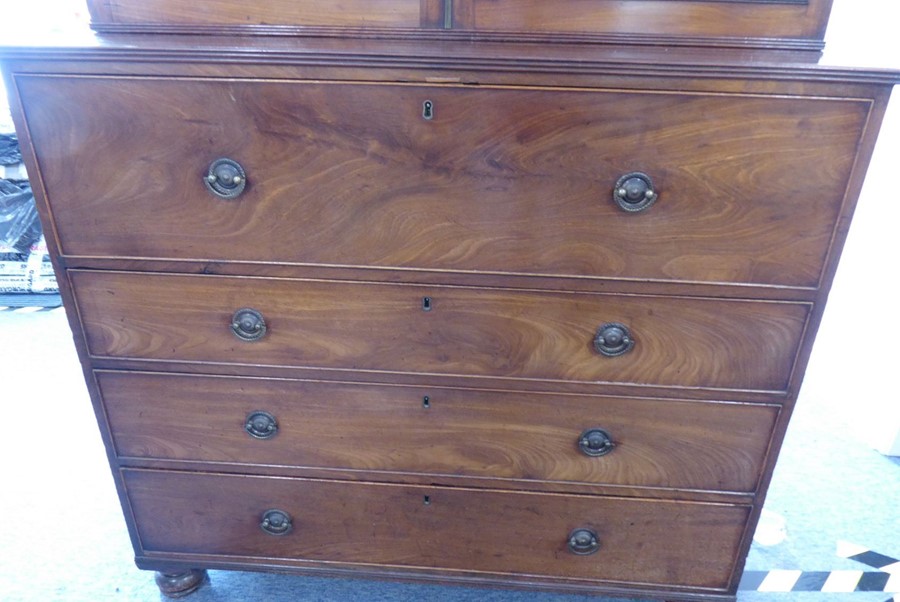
[124,468,749,589]
[99,371,779,492]
[72,270,808,392]
[19,75,868,288]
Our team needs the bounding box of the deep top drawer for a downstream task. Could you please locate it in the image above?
[18,76,868,288]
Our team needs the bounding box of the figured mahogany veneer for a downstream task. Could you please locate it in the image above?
[87,0,433,29]
[17,76,868,288]
[99,371,779,493]
[455,0,832,44]
[124,469,750,590]
[3,3,897,600]
[71,270,809,392]
[85,0,834,52]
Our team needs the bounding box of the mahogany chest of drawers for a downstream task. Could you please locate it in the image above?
[3,1,897,600]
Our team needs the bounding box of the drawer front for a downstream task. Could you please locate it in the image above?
[124,468,749,589]
[20,75,867,288]
[73,270,808,392]
[99,371,779,492]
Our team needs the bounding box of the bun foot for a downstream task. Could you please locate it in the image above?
[154,569,208,598]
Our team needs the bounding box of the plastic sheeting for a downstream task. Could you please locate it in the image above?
[0,179,40,255]
[0,133,22,166]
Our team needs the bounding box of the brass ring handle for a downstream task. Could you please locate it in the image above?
[260,509,293,536]
[205,158,247,199]
[593,322,634,357]
[613,172,657,213]
[245,411,278,440]
[567,528,601,556]
[231,308,267,342]
[577,428,616,457]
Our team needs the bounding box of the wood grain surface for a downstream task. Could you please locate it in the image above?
[18,76,868,288]
[72,270,809,392]
[87,0,430,28]
[124,468,749,588]
[462,0,832,40]
[86,0,833,43]
[99,371,778,492]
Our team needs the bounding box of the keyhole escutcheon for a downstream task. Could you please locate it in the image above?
[423,100,434,120]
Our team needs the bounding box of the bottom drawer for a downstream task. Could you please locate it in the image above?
[124,469,749,590]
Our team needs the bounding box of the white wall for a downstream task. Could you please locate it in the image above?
[1,0,88,131]
[814,0,900,454]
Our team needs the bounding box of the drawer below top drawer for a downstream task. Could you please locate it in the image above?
[72,270,809,393]
[18,75,868,288]
[99,371,779,493]
[124,468,749,590]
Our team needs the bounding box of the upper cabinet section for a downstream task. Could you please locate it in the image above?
[86,0,834,51]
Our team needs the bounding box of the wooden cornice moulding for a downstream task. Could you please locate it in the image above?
[3,35,900,85]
